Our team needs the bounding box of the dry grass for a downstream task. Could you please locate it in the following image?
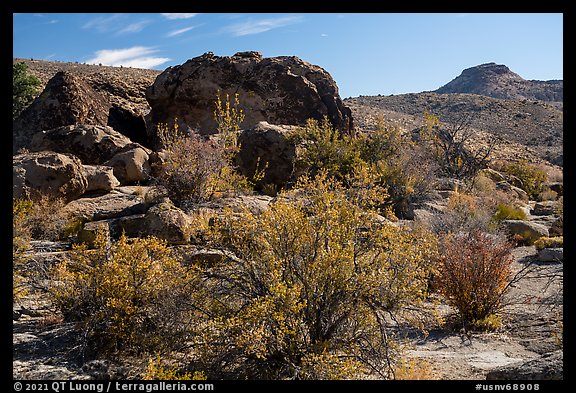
[394,358,438,380]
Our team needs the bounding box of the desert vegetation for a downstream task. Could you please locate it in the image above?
[13,61,41,119]
[13,56,563,381]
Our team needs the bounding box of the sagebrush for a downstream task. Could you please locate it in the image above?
[50,232,200,354]
[195,172,439,379]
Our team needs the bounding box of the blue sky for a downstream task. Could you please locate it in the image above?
[13,13,563,98]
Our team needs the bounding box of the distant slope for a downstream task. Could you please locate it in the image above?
[434,62,563,104]
[345,92,563,167]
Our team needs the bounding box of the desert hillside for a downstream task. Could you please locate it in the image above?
[345,92,563,167]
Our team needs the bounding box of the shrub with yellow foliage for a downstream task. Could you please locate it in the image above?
[50,232,200,354]
[142,356,206,380]
[195,171,439,379]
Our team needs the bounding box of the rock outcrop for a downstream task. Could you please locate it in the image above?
[13,71,110,153]
[62,191,147,221]
[146,52,353,147]
[30,125,136,165]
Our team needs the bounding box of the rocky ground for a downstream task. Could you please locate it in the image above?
[405,245,562,380]
[14,58,160,113]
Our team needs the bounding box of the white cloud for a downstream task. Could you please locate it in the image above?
[161,13,199,20]
[118,20,150,34]
[321,33,328,37]
[226,16,302,36]
[82,14,122,32]
[115,57,172,69]
[166,25,198,37]
[86,46,170,69]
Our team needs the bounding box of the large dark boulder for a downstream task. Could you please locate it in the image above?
[13,71,109,153]
[486,350,563,380]
[13,70,151,154]
[146,51,353,148]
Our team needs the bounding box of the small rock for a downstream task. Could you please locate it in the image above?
[549,216,563,236]
[531,201,558,216]
[84,165,120,192]
[495,181,529,202]
[81,359,127,380]
[502,220,549,243]
[486,350,563,380]
[104,146,151,184]
[141,201,191,244]
[538,248,563,263]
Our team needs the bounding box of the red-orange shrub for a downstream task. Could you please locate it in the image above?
[434,230,513,329]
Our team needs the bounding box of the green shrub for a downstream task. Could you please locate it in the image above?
[290,117,436,219]
[501,160,548,199]
[358,116,403,163]
[214,91,245,150]
[290,117,362,182]
[13,62,41,119]
[434,230,513,330]
[534,236,563,251]
[493,202,527,221]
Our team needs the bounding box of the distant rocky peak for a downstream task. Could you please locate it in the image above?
[435,62,562,103]
[463,62,515,76]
